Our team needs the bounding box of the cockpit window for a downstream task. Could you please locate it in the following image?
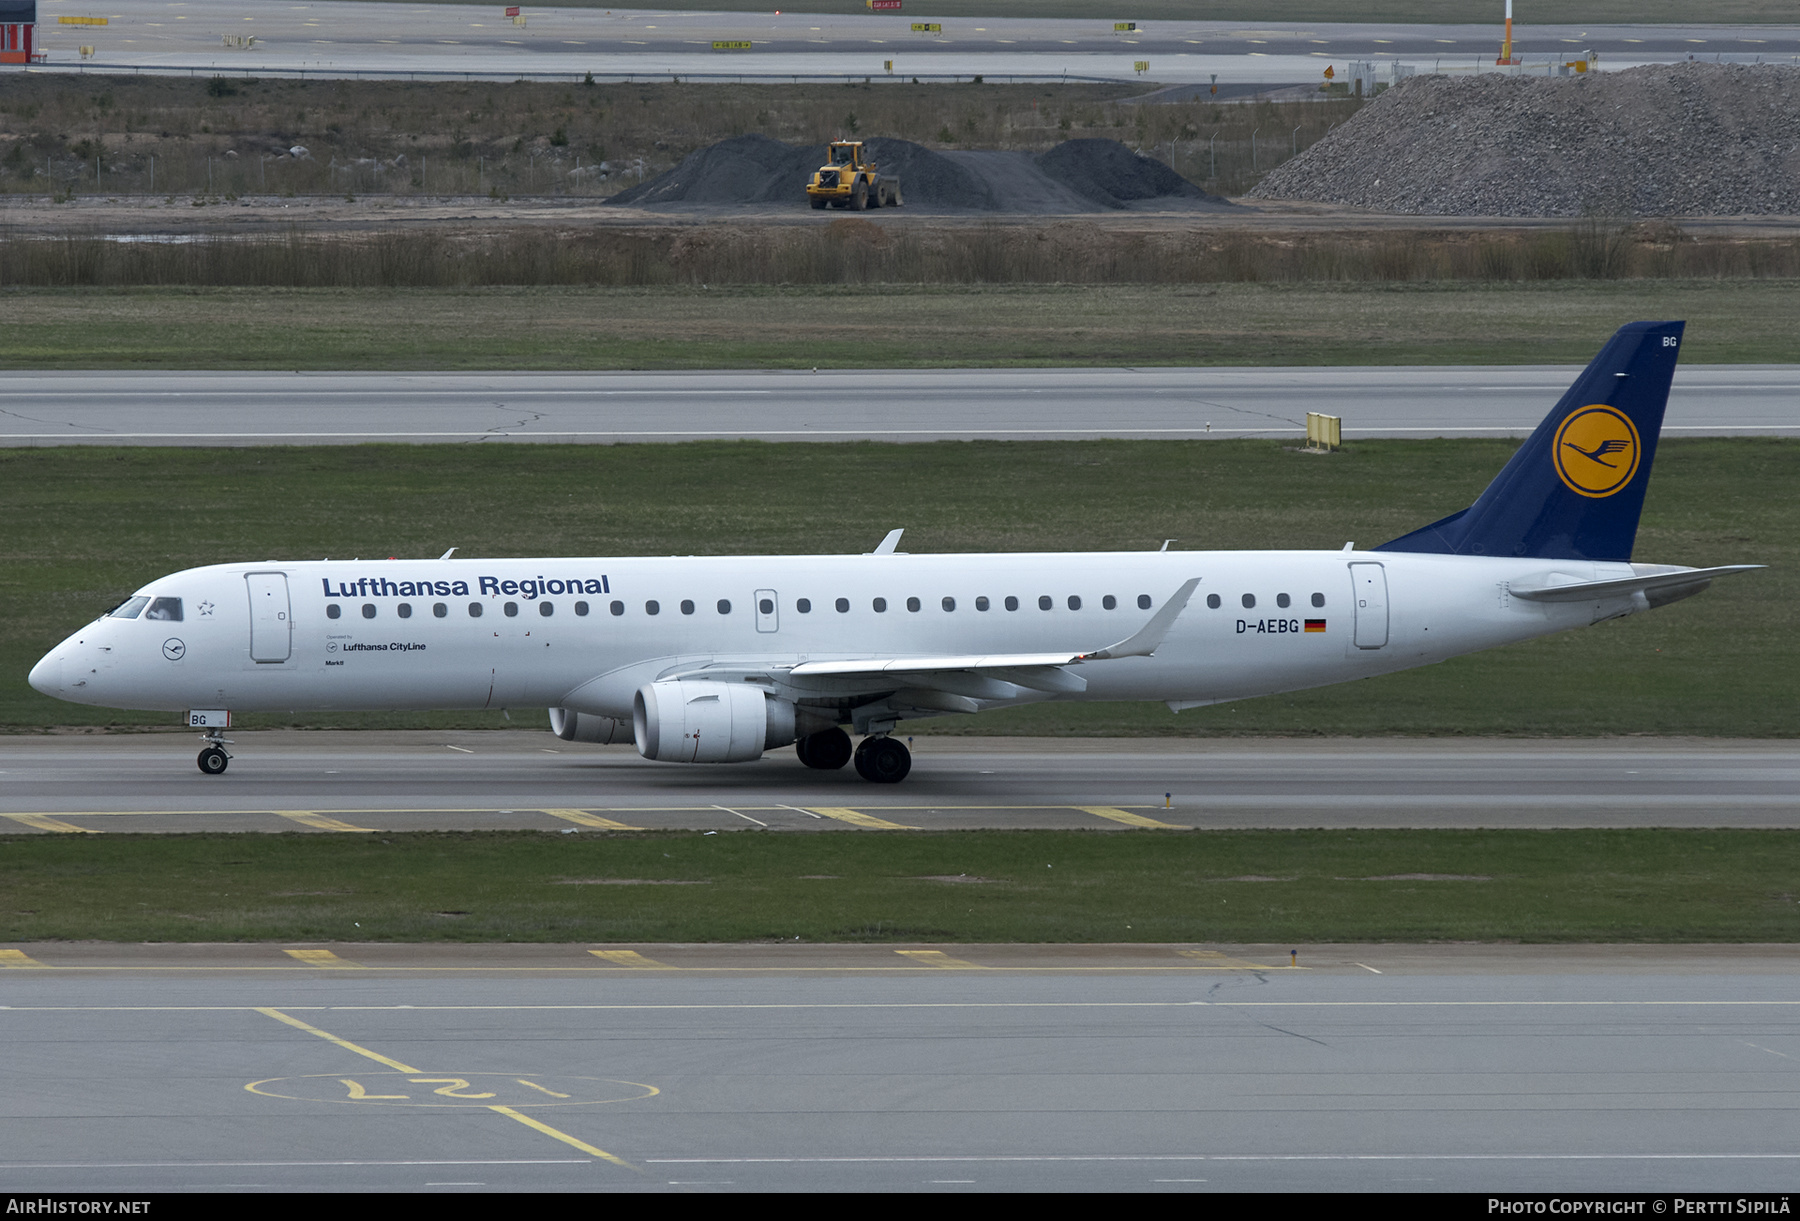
[109,596,150,619]
[144,597,183,622]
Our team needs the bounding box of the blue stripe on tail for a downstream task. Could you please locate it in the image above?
[1375,321,1684,562]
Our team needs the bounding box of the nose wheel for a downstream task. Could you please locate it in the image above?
[196,729,232,775]
[853,735,911,784]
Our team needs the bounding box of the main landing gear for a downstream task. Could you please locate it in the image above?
[795,727,853,771]
[852,734,911,784]
[795,727,912,783]
[197,728,233,775]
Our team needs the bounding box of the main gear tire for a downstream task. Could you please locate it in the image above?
[852,736,911,784]
[798,727,852,770]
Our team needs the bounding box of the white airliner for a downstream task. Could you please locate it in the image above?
[29,322,1758,783]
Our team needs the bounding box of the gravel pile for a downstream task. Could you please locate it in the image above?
[1249,63,1800,217]
[1036,138,1214,208]
[608,135,1223,212]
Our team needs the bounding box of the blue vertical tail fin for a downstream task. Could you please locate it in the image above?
[1374,321,1684,562]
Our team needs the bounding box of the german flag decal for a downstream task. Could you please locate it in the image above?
[1304,619,1327,633]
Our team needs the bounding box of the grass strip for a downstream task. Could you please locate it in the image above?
[4,438,1792,737]
[4,282,1800,370]
[3,829,1797,944]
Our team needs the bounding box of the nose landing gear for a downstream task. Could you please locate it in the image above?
[196,728,232,775]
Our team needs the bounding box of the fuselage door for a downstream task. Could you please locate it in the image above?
[754,589,779,634]
[1348,562,1389,650]
[246,572,292,663]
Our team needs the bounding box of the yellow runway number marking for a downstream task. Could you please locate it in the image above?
[251,1008,653,1171]
[589,950,677,969]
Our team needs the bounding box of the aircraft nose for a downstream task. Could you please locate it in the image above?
[28,650,62,696]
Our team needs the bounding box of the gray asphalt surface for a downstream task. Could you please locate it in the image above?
[4,733,1795,831]
[1,366,1793,445]
[3,944,1797,1193]
[40,4,1800,84]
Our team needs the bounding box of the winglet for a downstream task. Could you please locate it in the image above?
[871,528,904,555]
[1080,578,1201,660]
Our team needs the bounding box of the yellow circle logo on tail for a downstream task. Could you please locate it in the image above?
[1553,405,1641,498]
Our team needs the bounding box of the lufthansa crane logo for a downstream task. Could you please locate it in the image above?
[1553,404,1641,498]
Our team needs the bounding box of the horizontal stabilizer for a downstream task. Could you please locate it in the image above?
[1510,564,1763,603]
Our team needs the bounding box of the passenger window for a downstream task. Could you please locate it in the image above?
[504,602,519,618]
[645,600,660,615]
[1102,595,1116,610]
[1137,594,1152,610]
[1067,595,1081,611]
[681,599,696,615]
[433,603,448,618]
[145,597,183,622]
[540,602,554,617]
[836,597,850,613]
[1312,592,1326,608]
[976,596,989,611]
[942,596,956,612]
[1038,595,1052,611]
[1005,596,1019,611]
[469,602,484,618]
[1276,593,1291,609]
[362,603,376,619]
[717,599,731,615]
[398,603,412,619]
[1206,594,1222,609]
[326,604,341,620]
[110,596,149,619]
[760,598,775,615]
[610,601,625,616]
[873,597,887,613]
[906,597,921,612]
[797,598,812,614]
[1241,594,1256,609]
[574,601,589,616]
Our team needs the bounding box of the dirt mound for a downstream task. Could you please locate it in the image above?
[605,134,815,206]
[607,136,1224,212]
[1036,138,1215,208]
[1249,63,1800,217]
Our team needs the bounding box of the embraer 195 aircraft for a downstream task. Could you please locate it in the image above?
[30,322,1760,784]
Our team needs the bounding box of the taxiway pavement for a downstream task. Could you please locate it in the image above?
[1,942,1796,1193]
[1,366,1793,445]
[3,732,1795,832]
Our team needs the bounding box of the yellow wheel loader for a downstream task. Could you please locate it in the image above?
[805,140,903,210]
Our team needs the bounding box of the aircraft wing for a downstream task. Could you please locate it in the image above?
[784,577,1202,680]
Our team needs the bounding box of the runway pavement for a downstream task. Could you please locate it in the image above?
[1,366,1794,445]
[1,942,1797,1193]
[36,3,1800,84]
[3,732,1795,832]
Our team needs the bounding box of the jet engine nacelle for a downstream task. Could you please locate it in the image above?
[548,706,631,744]
[633,679,800,763]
